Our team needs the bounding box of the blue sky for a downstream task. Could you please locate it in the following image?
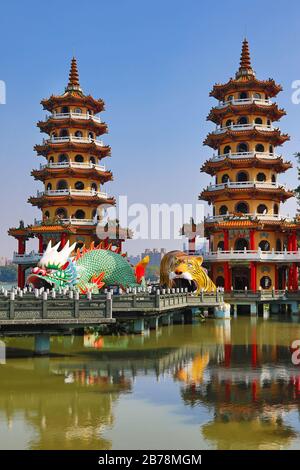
[1,0,300,256]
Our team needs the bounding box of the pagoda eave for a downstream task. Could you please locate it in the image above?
[31,168,113,183]
[41,94,105,114]
[207,104,286,124]
[204,130,290,150]
[28,195,116,209]
[37,119,108,136]
[199,187,294,203]
[200,157,292,175]
[210,78,282,100]
[34,143,111,159]
[204,218,300,232]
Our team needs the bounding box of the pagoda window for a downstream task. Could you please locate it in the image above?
[58,154,69,163]
[75,181,85,190]
[255,144,265,152]
[219,205,228,215]
[235,238,249,250]
[88,132,94,139]
[60,129,69,137]
[235,202,249,214]
[271,174,276,183]
[225,119,233,127]
[274,203,279,214]
[46,183,52,191]
[217,241,224,251]
[216,276,225,287]
[237,116,248,125]
[221,174,230,183]
[48,156,54,164]
[44,211,50,219]
[87,109,93,115]
[56,208,68,219]
[61,106,69,113]
[74,108,82,114]
[259,240,270,251]
[213,206,216,216]
[253,93,261,99]
[90,156,96,164]
[276,239,282,251]
[269,145,274,153]
[223,145,231,154]
[75,130,83,138]
[227,95,234,102]
[236,171,248,182]
[254,117,263,125]
[256,172,266,182]
[239,92,248,99]
[257,204,268,214]
[237,142,248,153]
[57,180,68,190]
[75,154,84,162]
[267,119,271,125]
[91,182,98,191]
[74,210,85,219]
[260,276,271,289]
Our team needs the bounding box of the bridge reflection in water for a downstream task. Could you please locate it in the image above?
[0,318,300,449]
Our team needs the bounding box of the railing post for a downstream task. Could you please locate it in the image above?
[42,291,48,319]
[74,291,79,318]
[106,292,112,319]
[155,289,160,309]
[9,292,15,319]
[132,287,137,308]
[200,288,204,302]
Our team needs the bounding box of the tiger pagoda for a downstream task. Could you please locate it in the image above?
[200,39,300,295]
[9,58,126,288]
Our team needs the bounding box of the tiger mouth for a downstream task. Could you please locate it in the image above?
[172,277,198,293]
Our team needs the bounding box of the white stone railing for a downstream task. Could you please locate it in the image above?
[205,249,300,262]
[47,112,101,123]
[216,97,272,109]
[210,152,280,162]
[205,181,286,191]
[44,136,105,147]
[36,189,108,198]
[213,123,274,134]
[60,218,96,225]
[205,213,292,223]
[39,161,106,171]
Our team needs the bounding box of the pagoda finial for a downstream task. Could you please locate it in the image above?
[66,57,82,92]
[236,38,255,79]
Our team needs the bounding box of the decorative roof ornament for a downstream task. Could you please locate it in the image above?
[65,57,82,93]
[235,38,255,79]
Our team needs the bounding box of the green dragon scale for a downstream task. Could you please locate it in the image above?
[27,240,149,293]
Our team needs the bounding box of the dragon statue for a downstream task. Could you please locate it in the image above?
[160,250,216,294]
[27,240,149,293]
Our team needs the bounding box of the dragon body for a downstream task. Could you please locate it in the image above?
[27,240,149,293]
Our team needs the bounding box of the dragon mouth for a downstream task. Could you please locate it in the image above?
[172,277,198,293]
[27,273,56,289]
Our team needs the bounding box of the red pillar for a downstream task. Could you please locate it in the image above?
[224,262,231,292]
[250,261,257,292]
[223,230,229,250]
[293,264,299,291]
[17,266,25,289]
[292,230,297,251]
[38,235,43,254]
[60,232,67,248]
[288,233,293,251]
[288,266,293,291]
[224,343,232,368]
[17,237,25,255]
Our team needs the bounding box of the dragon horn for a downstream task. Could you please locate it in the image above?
[60,241,76,260]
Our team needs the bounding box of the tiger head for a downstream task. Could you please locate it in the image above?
[160,250,216,294]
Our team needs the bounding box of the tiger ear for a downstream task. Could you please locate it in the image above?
[196,256,203,265]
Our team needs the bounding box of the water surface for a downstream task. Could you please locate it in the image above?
[1,317,300,450]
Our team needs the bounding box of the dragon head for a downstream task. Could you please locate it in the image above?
[27,240,77,289]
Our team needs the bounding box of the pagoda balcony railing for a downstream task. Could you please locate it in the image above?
[39,161,106,171]
[205,213,292,223]
[213,123,274,134]
[205,249,300,263]
[33,218,96,226]
[47,112,101,123]
[44,136,105,147]
[13,251,41,265]
[205,181,286,191]
[210,151,280,162]
[36,189,108,198]
[216,97,272,109]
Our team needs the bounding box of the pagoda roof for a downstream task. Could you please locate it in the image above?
[31,166,113,184]
[201,155,292,175]
[28,193,115,209]
[34,141,111,159]
[204,127,289,149]
[207,102,286,124]
[204,217,300,231]
[37,117,108,136]
[199,186,294,204]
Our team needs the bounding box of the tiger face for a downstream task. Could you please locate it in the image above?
[160,250,216,294]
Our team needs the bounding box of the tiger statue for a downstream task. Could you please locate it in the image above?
[160,250,216,294]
